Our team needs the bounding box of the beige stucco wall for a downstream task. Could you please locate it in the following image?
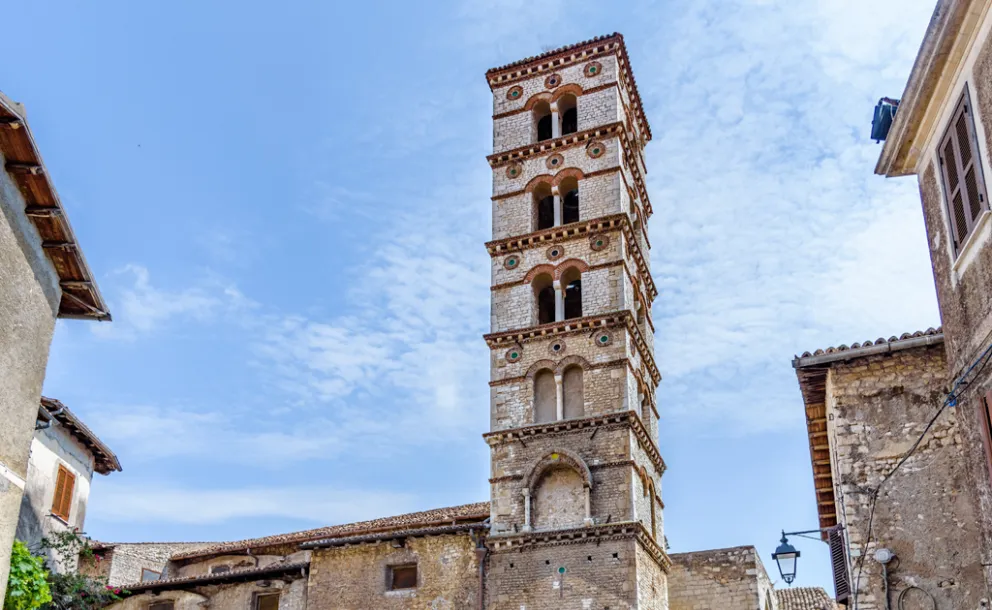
[15,426,96,572]
[0,145,60,595]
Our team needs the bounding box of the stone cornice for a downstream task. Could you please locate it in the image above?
[486,521,671,572]
[484,310,660,385]
[483,410,667,475]
[485,33,652,143]
[486,214,657,302]
[487,123,653,217]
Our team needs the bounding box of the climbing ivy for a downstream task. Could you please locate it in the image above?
[3,540,52,610]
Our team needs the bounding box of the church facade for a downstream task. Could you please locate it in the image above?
[90,35,834,610]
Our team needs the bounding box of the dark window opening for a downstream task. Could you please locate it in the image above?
[390,564,418,590]
[148,603,174,610]
[563,189,579,224]
[979,392,992,478]
[538,285,556,325]
[537,195,555,230]
[210,565,230,574]
[537,114,553,141]
[140,568,161,582]
[562,108,577,135]
[564,279,582,319]
[255,593,280,610]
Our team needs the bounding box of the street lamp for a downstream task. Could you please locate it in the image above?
[772,532,801,584]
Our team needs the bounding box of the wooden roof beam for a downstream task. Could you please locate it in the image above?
[6,162,43,175]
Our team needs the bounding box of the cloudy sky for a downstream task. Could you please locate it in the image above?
[4,0,939,591]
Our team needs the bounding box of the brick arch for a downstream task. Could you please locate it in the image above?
[553,258,590,281]
[551,83,584,103]
[525,359,558,380]
[524,174,555,193]
[554,355,590,376]
[552,167,585,186]
[524,92,553,111]
[525,448,593,491]
[524,264,555,284]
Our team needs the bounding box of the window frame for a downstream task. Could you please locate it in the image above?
[253,592,280,610]
[388,563,418,591]
[51,464,76,522]
[140,568,161,582]
[977,391,992,478]
[937,86,989,257]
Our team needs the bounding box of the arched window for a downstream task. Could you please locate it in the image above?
[533,466,585,530]
[533,183,555,231]
[640,391,651,425]
[559,176,579,225]
[648,481,658,539]
[533,369,556,424]
[532,273,555,325]
[562,365,584,419]
[534,101,553,142]
[561,267,582,320]
[558,94,577,136]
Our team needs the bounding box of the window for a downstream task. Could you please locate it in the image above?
[148,602,174,610]
[561,267,583,320]
[828,527,851,603]
[140,568,161,582]
[559,175,579,225]
[209,564,231,574]
[534,101,553,142]
[51,465,75,521]
[254,593,280,610]
[534,183,555,231]
[534,370,557,424]
[532,273,556,325]
[977,392,992,477]
[389,564,418,590]
[938,88,988,255]
[558,94,578,136]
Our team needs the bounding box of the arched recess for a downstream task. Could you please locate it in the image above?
[562,365,584,420]
[533,369,556,424]
[560,266,583,320]
[550,84,584,104]
[559,174,579,224]
[528,270,555,326]
[551,168,585,187]
[532,99,553,142]
[525,449,593,491]
[525,175,555,193]
[647,479,658,539]
[557,93,578,136]
[524,92,554,111]
[552,259,590,281]
[523,449,594,531]
[532,182,555,231]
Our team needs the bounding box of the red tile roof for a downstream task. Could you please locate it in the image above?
[171,501,489,561]
[123,561,308,592]
[796,327,942,361]
[776,587,839,610]
[40,397,121,475]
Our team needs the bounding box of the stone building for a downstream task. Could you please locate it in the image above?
[791,0,992,607]
[0,92,110,595]
[16,397,121,572]
[94,34,809,610]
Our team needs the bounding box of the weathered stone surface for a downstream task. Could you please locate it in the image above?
[668,546,776,610]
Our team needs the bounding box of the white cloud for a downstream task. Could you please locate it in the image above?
[91,483,416,525]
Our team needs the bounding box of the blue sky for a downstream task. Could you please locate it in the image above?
[4,0,940,592]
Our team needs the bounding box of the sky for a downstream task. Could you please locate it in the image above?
[2,0,941,593]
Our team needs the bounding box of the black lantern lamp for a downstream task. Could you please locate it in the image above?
[772,532,801,584]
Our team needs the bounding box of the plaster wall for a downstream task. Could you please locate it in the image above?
[0,148,60,595]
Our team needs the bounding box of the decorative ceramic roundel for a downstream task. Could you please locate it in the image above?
[587,141,606,159]
[595,332,612,347]
[505,348,522,363]
[590,235,610,251]
[545,73,562,89]
[584,62,603,78]
[507,86,524,100]
[546,154,564,170]
[503,255,520,270]
[549,340,566,355]
[546,245,564,261]
[506,164,523,179]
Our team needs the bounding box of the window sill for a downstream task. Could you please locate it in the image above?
[47,513,71,526]
[385,589,417,597]
[952,210,992,274]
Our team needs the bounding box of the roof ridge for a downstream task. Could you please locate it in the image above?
[796,327,942,359]
[486,33,621,76]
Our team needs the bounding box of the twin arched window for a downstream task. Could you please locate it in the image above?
[533,365,584,423]
[533,94,579,143]
[532,268,582,326]
[534,175,580,232]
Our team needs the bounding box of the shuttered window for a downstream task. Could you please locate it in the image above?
[938,88,989,255]
[254,593,280,610]
[828,527,851,604]
[51,465,75,521]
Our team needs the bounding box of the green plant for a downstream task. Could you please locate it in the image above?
[36,530,126,610]
[3,540,52,610]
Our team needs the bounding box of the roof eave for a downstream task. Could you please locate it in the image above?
[876,0,986,177]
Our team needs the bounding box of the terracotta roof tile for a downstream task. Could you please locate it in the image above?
[776,587,839,610]
[123,561,308,592]
[39,397,121,475]
[796,327,942,359]
[486,33,621,76]
[171,501,489,561]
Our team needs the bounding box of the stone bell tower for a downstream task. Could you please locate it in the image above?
[483,34,670,609]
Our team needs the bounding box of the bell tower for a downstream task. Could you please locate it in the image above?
[483,34,669,608]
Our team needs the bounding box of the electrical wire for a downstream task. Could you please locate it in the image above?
[897,586,937,610]
[851,340,992,609]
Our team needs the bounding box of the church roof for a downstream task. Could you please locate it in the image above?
[170,501,489,561]
[776,587,838,610]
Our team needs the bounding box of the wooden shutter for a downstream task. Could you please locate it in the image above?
[828,527,851,604]
[939,89,988,254]
[51,465,75,521]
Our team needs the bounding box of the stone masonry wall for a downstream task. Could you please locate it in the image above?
[826,344,986,609]
[79,542,218,586]
[667,546,774,610]
[0,146,61,595]
[108,578,308,610]
[307,534,479,610]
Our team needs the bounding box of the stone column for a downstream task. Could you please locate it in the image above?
[553,280,564,321]
[555,374,564,421]
[584,487,594,526]
[551,185,562,226]
[550,102,561,139]
[522,488,532,532]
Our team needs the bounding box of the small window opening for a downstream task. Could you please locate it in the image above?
[255,593,280,610]
[390,564,418,590]
[533,273,555,325]
[140,568,161,582]
[148,602,174,610]
[559,176,579,225]
[534,101,553,142]
[210,564,231,574]
[559,94,578,136]
[561,267,582,320]
[534,183,555,231]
